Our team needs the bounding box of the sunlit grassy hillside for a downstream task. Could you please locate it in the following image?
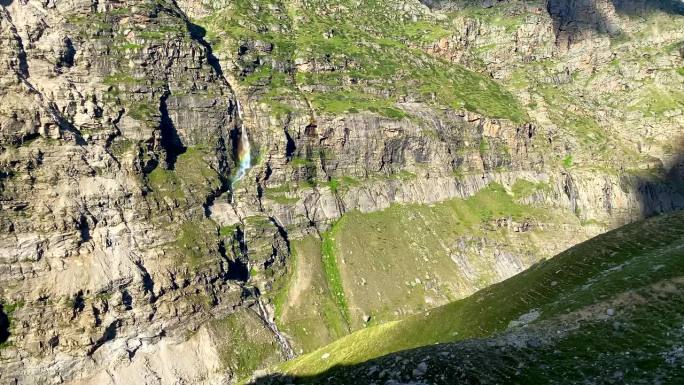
[249,209,684,384]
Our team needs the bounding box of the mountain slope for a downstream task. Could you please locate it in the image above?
[0,0,683,383]
[200,0,684,358]
[250,209,684,384]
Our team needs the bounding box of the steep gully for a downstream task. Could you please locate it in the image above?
[233,95,296,361]
[231,100,295,359]
[172,0,294,361]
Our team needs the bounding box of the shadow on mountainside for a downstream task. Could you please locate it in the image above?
[246,144,684,384]
[0,304,10,345]
[251,324,684,385]
[247,202,684,384]
[548,0,684,43]
[0,0,12,7]
[609,0,684,15]
[422,0,684,16]
[632,141,684,217]
[422,0,683,38]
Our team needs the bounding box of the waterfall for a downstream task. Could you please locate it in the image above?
[255,297,295,359]
[230,102,292,358]
[233,101,251,184]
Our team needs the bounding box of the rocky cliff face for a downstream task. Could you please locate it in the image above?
[0,0,682,384]
[0,1,279,383]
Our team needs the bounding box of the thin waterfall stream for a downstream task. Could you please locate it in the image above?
[255,296,295,360]
[230,101,294,358]
[233,101,251,184]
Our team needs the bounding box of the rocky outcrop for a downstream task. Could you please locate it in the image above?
[0,0,682,384]
[204,0,683,363]
[0,0,283,384]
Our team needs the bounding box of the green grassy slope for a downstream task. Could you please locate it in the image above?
[249,209,684,383]
[197,0,526,122]
[275,237,351,354]
[271,182,590,353]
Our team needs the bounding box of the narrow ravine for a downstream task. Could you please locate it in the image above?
[255,296,295,360]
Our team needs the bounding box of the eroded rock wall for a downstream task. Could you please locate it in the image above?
[0,0,682,384]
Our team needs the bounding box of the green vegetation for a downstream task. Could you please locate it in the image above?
[388,170,416,181]
[628,86,684,117]
[0,300,24,349]
[136,23,186,40]
[126,102,157,121]
[211,309,284,379]
[309,92,408,119]
[511,178,550,199]
[479,137,490,153]
[275,237,351,353]
[455,2,532,33]
[498,6,684,173]
[270,247,297,323]
[109,138,135,157]
[289,157,315,167]
[175,220,219,270]
[263,182,311,204]
[536,85,607,148]
[272,210,684,380]
[197,0,526,122]
[268,195,300,205]
[148,167,184,200]
[326,176,360,194]
[219,225,239,237]
[144,146,227,274]
[271,183,583,349]
[609,31,631,47]
[1,301,24,315]
[95,292,113,301]
[464,182,540,221]
[147,146,222,201]
[400,20,451,44]
[320,229,350,325]
[263,176,360,203]
[563,154,574,168]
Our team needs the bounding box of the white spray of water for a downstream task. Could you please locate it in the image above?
[233,100,251,183]
[229,105,293,355]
